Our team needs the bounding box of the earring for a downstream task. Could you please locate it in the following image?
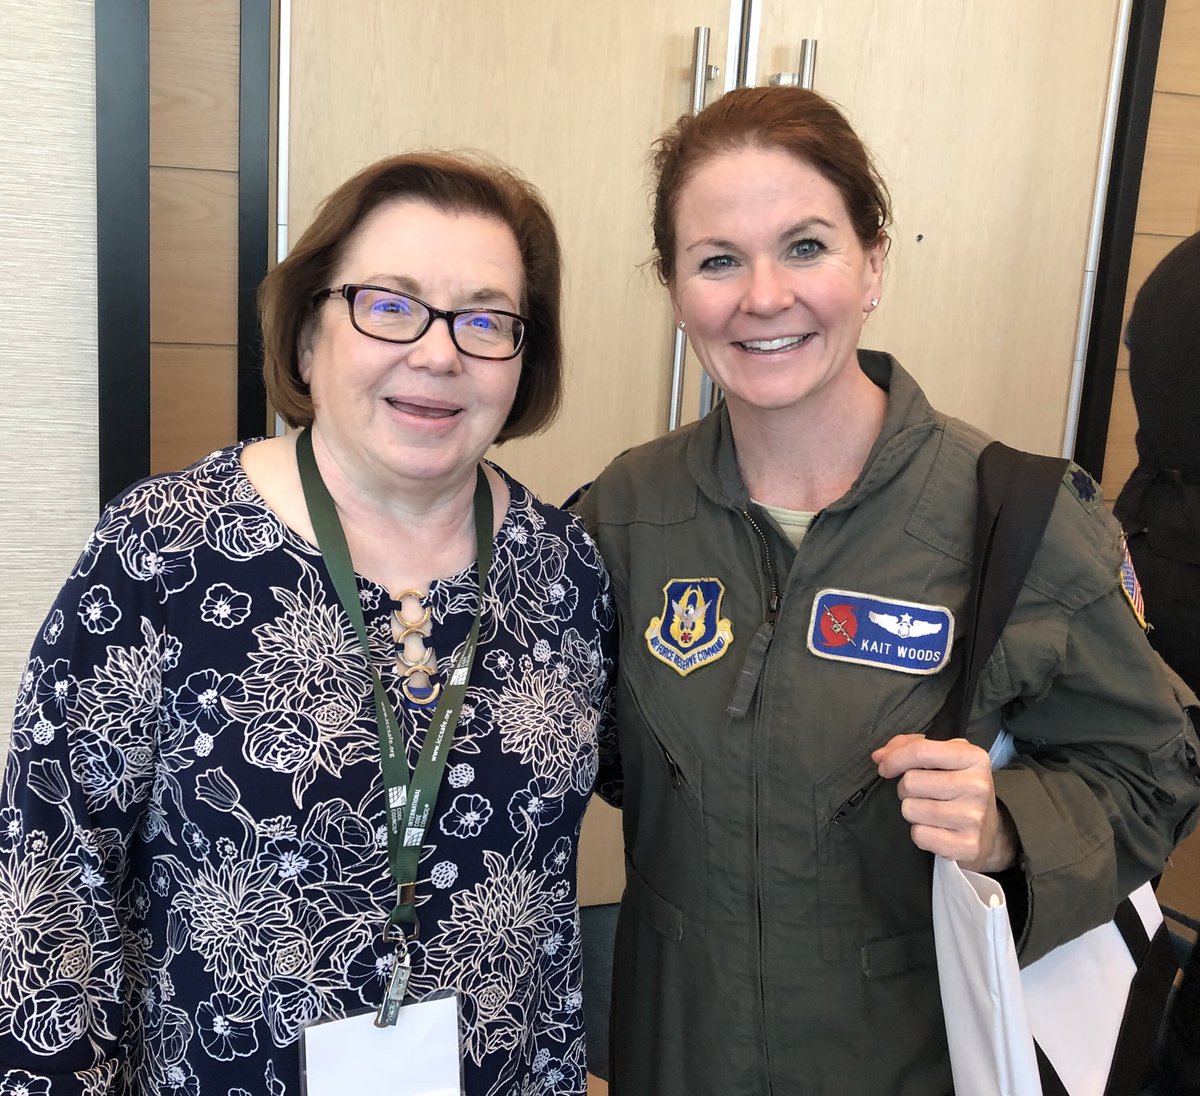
[868,298,879,310]
[676,320,686,333]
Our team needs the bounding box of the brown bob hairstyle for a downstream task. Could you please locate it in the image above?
[651,86,892,285]
[259,151,563,442]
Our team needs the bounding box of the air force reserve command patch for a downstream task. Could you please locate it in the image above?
[646,578,734,676]
[808,588,954,674]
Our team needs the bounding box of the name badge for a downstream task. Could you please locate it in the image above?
[300,995,463,1095]
[807,588,953,675]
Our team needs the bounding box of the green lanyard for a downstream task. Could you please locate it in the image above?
[295,428,492,1024]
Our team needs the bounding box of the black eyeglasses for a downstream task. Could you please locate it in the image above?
[312,284,529,361]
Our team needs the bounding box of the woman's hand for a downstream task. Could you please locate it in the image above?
[871,733,1019,872]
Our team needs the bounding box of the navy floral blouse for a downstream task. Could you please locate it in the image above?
[0,441,615,1096]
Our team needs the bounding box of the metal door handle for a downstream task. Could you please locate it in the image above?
[768,38,817,90]
[668,27,720,432]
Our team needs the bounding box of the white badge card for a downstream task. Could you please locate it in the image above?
[300,994,464,1096]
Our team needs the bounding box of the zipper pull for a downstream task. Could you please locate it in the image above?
[726,620,775,719]
[830,775,881,825]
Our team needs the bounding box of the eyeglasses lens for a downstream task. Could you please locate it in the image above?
[350,287,523,360]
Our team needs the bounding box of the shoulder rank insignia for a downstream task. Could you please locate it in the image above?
[1119,542,1148,630]
[808,588,954,675]
[1064,462,1103,513]
[645,579,733,676]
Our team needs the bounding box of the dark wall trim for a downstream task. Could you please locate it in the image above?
[1073,1,1166,480]
[95,0,151,508]
[238,0,272,438]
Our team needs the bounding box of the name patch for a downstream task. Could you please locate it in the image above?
[645,578,734,676]
[807,588,954,675]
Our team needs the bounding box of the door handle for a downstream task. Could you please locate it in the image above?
[668,27,720,432]
[768,38,817,90]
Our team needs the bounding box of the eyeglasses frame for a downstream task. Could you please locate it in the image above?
[312,283,530,361]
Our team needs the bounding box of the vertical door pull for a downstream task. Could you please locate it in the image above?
[668,27,720,432]
[767,38,817,90]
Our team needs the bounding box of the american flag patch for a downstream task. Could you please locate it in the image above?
[1120,543,1147,630]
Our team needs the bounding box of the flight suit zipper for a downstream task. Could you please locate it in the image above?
[742,507,781,626]
[741,505,779,1094]
[726,509,781,720]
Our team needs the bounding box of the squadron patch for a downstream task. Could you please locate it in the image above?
[807,588,954,675]
[645,579,733,676]
[1119,542,1147,630]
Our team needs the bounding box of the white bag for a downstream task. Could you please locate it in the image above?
[934,857,1164,1096]
[932,732,1171,1096]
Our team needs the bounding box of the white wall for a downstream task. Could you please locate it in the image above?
[0,1,99,771]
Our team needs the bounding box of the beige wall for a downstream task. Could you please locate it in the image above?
[0,2,99,773]
[1102,0,1200,499]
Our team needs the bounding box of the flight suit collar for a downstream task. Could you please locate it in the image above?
[685,351,943,514]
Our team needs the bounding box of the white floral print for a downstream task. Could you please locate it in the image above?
[200,584,252,630]
[439,794,494,839]
[77,585,122,635]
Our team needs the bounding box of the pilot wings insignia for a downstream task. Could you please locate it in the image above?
[868,611,943,639]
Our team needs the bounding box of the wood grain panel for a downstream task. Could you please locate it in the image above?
[1102,233,1189,499]
[1159,0,1200,96]
[1135,92,1200,236]
[1160,823,1200,923]
[756,0,1119,456]
[151,344,239,474]
[1101,367,1138,501]
[150,0,239,170]
[150,166,238,345]
[1122,232,1187,332]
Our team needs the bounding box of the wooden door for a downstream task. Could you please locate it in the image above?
[288,0,731,505]
[756,1,1121,455]
[287,0,733,907]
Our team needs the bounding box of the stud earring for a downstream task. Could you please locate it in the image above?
[868,298,879,310]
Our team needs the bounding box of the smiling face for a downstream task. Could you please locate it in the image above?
[299,199,525,498]
[670,146,884,422]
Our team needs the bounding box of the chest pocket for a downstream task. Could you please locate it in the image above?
[812,665,960,966]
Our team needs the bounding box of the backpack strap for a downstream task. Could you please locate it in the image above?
[928,441,1068,742]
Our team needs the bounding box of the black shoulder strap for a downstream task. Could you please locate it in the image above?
[935,443,1175,1096]
[928,441,1069,741]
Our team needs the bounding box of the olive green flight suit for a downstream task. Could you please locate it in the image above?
[576,352,1200,1096]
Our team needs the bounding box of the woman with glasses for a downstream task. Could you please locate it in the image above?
[574,86,1200,1094]
[0,153,614,1096]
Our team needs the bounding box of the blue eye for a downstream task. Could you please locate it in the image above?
[698,254,737,272]
[789,238,825,260]
[371,295,414,317]
[464,313,501,332]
